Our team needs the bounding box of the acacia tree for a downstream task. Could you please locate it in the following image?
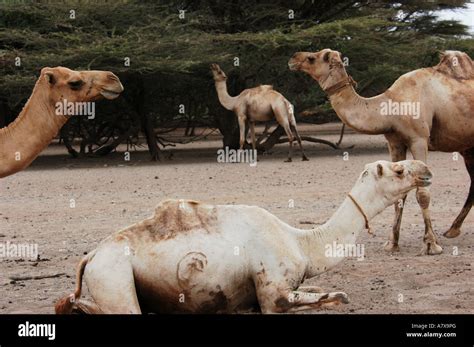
[0,0,472,157]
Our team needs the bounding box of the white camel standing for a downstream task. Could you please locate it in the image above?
[56,160,432,314]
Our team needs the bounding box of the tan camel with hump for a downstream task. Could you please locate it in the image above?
[210,63,308,162]
[0,67,124,178]
[55,159,431,314]
[289,49,474,255]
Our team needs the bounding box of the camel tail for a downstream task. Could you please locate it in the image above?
[55,252,93,314]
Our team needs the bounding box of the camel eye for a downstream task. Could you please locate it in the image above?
[68,80,84,90]
[395,168,404,176]
[392,164,404,176]
[308,56,316,63]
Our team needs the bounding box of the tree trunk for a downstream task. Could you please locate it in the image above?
[214,110,240,150]
[134,75,161,161]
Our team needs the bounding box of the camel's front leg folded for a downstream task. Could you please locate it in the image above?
[285,290,349,312]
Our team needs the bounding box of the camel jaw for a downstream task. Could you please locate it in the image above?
[100,89,122,100]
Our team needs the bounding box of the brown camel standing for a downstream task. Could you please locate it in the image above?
[0,67,124,178]
[210,63,308,162]
[289,49,474,255]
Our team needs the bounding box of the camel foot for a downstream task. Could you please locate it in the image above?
[302,156,309,161]
[418,242,443,256]
[383,241,400,253]
[284,158,292,163]
[443,227,461,238]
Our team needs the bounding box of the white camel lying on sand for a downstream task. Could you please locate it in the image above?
[56,159,432,314]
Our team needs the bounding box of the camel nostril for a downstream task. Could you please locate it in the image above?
[107,73,119,82]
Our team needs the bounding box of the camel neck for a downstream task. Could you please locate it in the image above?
[327,85,393,135]
[214,80,237,111]
[0,80,68,178]
[297,185,386,278]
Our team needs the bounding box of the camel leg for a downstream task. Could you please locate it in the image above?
[384,140,407,252]
[72,299,104,314]
[258,289,349,313]
[410,140,443,255]
[237,114,246,150]
[290,124,309,161]
[84,247,142,314]
[249,121,256,152]
[272,104,294,162]
[262,123,271,136]
[255,276,348,313]
[445,148,474,238]
[282,125,294,162]
[286,290,349,312]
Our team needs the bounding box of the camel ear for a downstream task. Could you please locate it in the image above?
[44,71,56,85]
[323,51,331,63]
[377,163,384,177]
[329,52,343,67]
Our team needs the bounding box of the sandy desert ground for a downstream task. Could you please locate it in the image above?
[0,124,473,314]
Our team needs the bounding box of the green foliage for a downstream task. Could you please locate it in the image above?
[0,0,473,148]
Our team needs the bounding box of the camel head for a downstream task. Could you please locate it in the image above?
[288,49,349,90]
[40,66,124,105]
[210,63,227,82]
[351,160,432,215]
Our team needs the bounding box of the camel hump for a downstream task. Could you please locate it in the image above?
[153,199,218,238]
[434,50,474,80]
[258,84,273,91]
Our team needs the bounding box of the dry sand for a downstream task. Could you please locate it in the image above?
[0,124,472,313]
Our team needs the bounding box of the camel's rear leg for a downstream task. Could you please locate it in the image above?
[282,124,294,162]
[72,299,104,314]
[84,247,142,314]
[249,121,256,151]
[272,103,294,162]
[290,124,309,161]
[286,101,308,161]
[445,148,474,238]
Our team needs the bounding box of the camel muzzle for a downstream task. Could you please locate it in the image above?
[415,175,432,187]
[288,61,300,71]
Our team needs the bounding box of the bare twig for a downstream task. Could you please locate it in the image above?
[9,273,67,281]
